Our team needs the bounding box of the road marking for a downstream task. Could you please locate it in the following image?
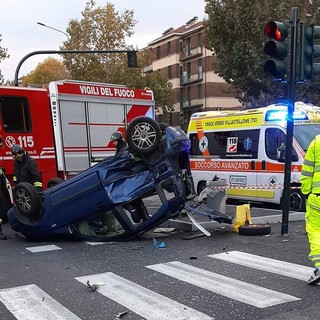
[146,261,300,308]
[75,272,213,320]
[84,241,116,245]
[209,251,313,281]
[0,284,81,320]
[26,244,62,253]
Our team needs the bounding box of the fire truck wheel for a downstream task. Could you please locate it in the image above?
[47,177,64,189]
[127,116,162,155]
[239,224,271,236]
[13,182,41,217]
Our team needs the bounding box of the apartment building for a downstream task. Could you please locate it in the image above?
[143,16,241,131]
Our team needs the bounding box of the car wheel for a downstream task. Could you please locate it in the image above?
[197,181,206,196]
[127,116,162,154]
[239,223,271,236]
[13,182,41,217]
[47,177,64,189]
[288,189,306,212]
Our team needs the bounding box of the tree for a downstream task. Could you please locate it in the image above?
[204,0,320,106]
[61,0,136,82]
[0,34,9,84]
[60,0,174,115]
[21,58,70,87]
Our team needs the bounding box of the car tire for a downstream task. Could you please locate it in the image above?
[127,116,162,154]
[13,182,41,217]
[239,223,271,236]
[197,181,206,196]
[47,177,64,189]
[288,189,306,212]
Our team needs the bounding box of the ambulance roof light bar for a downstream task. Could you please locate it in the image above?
[265,109,309,121]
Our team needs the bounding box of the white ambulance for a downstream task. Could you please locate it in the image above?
[187,102,320,211]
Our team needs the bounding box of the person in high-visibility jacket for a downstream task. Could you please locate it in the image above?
[12,145,43,192]
[301,134,320,284]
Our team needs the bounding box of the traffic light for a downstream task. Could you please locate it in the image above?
[299,24,320,81]
[263,21,289,79]
[127,51,137,68]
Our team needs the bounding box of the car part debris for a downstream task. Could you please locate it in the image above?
[86,281,99,291]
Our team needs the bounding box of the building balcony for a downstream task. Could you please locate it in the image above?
[180,72,203,85]
[179,46,203,61]
[181,98,203,109]
[142,64,153,73]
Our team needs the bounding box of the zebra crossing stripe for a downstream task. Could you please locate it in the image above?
[75,272,213,320]
[209,251,313,282]
[0,284,81,320]
[26,244,62,253]
[146,261,300,308]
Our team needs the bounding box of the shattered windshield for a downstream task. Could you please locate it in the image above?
[72,210,126,238]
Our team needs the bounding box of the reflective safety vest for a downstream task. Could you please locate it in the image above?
[301,135,320,195]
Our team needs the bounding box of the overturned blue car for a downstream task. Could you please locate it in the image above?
[8,117,232,241]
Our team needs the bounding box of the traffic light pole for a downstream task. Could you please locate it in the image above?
[281,7,299,236]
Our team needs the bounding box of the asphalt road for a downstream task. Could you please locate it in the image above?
[0,215,317,320]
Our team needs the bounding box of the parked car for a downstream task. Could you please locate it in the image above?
[8,117,232,241]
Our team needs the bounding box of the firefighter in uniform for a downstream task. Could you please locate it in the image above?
[110,131,128,155]
[301,134,320,284]
[12,145,43,192]
[0,136,11,240]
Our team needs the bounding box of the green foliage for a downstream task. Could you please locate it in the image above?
[0,34,9,84]
[60,0,174,114]
[21,58,70,87]
[204,0,320,106]
[61,0,137,82]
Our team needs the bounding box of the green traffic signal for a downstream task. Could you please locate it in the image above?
[263,21,289,79]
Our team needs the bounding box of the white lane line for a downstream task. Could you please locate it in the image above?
[209,251,313,282]
[0,284,81,320]
[75,272,213,320]
[84,241,116,245]
[146,261,300,308]
[26,244,62,253]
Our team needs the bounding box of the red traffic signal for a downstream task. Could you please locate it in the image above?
[264,21,288,41]
[263,21,289,79]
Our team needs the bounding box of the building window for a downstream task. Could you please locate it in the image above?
[167,42,171,55]
[168,65,172,79]
[179,39,183,52]
[156,46,160,59]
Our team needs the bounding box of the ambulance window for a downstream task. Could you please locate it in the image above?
[0,96,31,132]
[189,129,259,159]
[265,128,285,160]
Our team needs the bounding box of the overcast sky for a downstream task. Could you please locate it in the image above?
[0,0,206,82]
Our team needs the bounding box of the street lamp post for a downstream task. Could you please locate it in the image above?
[37,22,69,39]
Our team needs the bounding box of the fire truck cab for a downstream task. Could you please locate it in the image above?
[0,80,155,188]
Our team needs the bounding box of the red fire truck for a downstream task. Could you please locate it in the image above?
[0,80,155,189]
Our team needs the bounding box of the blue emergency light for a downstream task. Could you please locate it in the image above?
[265,109,309,121]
